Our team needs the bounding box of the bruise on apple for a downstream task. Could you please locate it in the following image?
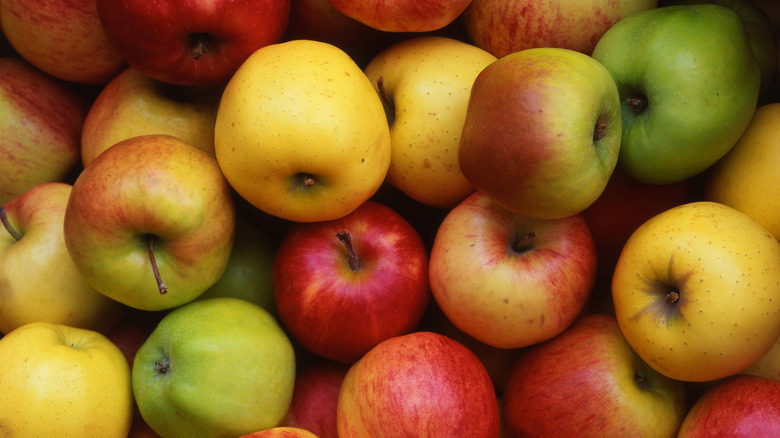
[630,255,693,327]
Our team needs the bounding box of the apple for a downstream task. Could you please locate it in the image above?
[279,359,349,438]
[502,313,687,437]
[461,0,658,58]
[740,334,780,381]
[0,182,126,334]
[677,374,780,437]
[363,36,497,208]
[81,67,223,167]
[95,0,291,85]
[214,39,392,223]
[705,103,780,240]
[591,4,761,184]
[240,427,320,438]
[428,190,597,349]
[63,134,236,311]
[612,201,780,382]
[132,297,297,438]
[0,321,134,436]
[273,200,430,363]
[0,0,126,83]
[325,0,472,32]
[336,331,501,437]
[458,47,622,219]
[0,57,90,204]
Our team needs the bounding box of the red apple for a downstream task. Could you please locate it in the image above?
[677,374,780,437]
[272,200,430,364]
[240,427,319,438]
[502,313,688,437]
[95,0,291,85]
[325,0,472,32]
[279,359,349,438]
[428,190,597,349]
[337,331,500,437]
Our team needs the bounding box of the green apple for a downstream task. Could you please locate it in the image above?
[612,201,780,382]
[458,47,622,219]
[591,4,761,184]
[0,182,125,335]
[214,39,391,223]
[0,321,134,437]
[362,36,497,209]
[132,297,296,438]
[63,134,236,311]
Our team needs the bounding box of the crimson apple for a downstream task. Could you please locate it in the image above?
[273,200,430,363]
[95,0,291,85]
[279,359,348,438]
[325,0,472,32]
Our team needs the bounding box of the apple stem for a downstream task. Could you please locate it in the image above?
[665,290,679,304]
[0,205,23,241]
[626,96,647,113]
[302,174,316,187]
[512,231,536,254]
[336,230,361,271]
[593,122,608,141]
[156,358,170,374]
[146,236,169,295]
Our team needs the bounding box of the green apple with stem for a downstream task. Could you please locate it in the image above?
[63,134,236,311]
[591,4,761,184]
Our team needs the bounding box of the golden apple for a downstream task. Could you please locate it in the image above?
[612,201,780,382]
[214,39,391,223]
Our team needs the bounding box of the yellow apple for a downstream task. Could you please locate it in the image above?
[705,102,780,239]
[363,36,497,208]
[214,39,391,223]
[0,321,134,437]
[81,67,223,166]
[740,334,780,381]
[612,201,780,382]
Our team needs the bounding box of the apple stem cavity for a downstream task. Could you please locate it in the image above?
[301,174,316,187]
[634,369,649,390]
[189,33,211,60]
[512,231,537,254]
[593,122,608,142]
[626,96,647,113]
[156,358,170,374]
[336,230,361,271]
[665,290,679,304]
[0,205,23,241]
[376,76,396,126]
[146,236,169,295]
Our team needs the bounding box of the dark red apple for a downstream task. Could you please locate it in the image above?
[279,359,348,438]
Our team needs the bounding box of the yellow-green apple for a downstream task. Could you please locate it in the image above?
[363,36,497,208]
[705,103,780,240]
[214,39,391,223]
[63,134,236,311]
[336,331,500,437]
[458,47,622,219]
[677,374,780,437]
[240,427,320,438]
[461,0,658,58]
[740,335,780,381]
[325,0,472,32]
[0,57,89,204]
[81,67,223,167]
[0,321,134,437]
[279,359,349,438]
[132,297,296,438]
[502,313,687,437]
[591,4,761,184]
[0,182,125,335]
[273,200,430,363]
[612,201,780,382]
[428,190,597,349]
[196,218,277,315]
[95,0,290,86]
[0,0,125,84]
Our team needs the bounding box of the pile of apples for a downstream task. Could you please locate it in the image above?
[1,0,780,437]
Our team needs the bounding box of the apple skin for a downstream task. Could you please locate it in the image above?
[363,36,497,209]
[95,0,290,86]
[502,313,687,437]
[214,39,391,223]
[279,359,349,438]
[591,4,761,184]
[428,190,597,349]
[81,67,223,167]
[0,0,126,84]
[0,57,90,204]
[705,103,780,240]
[240,427,320,438]
[132,297,297,438]
[336,331,501,438]
[740,335,780,381]
[0,321,135,437]
[325,0,472,32]
[63,134,236,311]
[677,374,780,437]
[458,47,622,219]
[273,200,430,364]
[612,201,780,382]
[461,0,658,58]
[0,182,126,335]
